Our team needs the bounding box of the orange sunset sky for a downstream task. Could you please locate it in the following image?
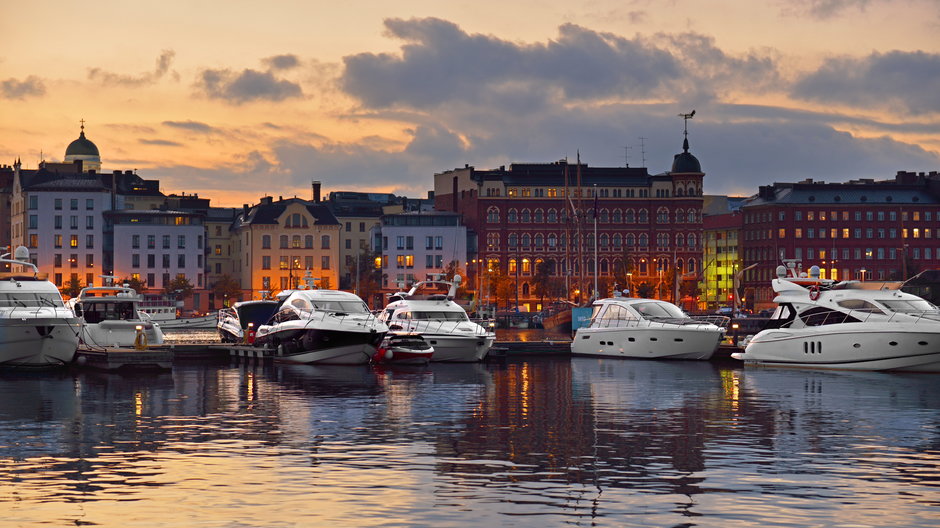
[1,0,938,206]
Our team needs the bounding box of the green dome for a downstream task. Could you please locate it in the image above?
[65,131,99,157]
[671,138,701,173]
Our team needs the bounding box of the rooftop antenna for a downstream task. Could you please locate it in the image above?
[623,145,632,168]
[638,137,647,167]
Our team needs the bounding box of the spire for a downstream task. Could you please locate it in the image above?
[678,110,695,152]
[79,118,86,138]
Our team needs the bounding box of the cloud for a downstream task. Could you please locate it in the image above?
[88,50,178,86]
[792,50,940,115]
[341,18,683,109]
[163,120,216,134]
[263,54,300,70]
[777,0,874,18]
[195,68,303,104]
[1,76,46,99]
[139,138,183,147]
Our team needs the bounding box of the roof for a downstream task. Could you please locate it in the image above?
[746,182,940,207]
[473,162,652,187]
[65,131,100,157]
[237,197,340,227]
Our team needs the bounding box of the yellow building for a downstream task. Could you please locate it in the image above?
[699,211,742,311]
[232,196,341,298]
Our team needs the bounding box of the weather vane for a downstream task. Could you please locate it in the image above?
[678,110,695,139]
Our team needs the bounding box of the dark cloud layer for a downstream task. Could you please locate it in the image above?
[263,54,301,70]
[195,68,303,104]
[792,50,940,115]
[140,138,183,147]
[163,120,216,134]
[88,50,177,86]
[1,76,46,99]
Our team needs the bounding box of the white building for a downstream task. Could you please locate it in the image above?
[374,211,468,289]
[108,210,206,291]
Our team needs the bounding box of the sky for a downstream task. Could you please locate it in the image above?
[1,0,938,207]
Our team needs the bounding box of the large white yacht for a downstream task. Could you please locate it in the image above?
[218,299,279,343]
[0,247,81,367]
[378,276,495,362]
[571,291,728,360]
[69,277,164,348]
[733,264,940,372]
[254,288,388,364]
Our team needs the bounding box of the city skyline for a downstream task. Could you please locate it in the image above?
[2,0,938,207]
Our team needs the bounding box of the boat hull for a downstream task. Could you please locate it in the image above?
[571,326,723,360]
[735,326,940,372]
[259,327,385,365]
[0,318,81,367]
[80,320,164,348]
[421,334,494,362]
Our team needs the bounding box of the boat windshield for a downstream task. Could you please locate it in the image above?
[396,311,468,321]
[0,292,65,308]
[632,302,688,319]
[836,299,885,314]
[310,300,370,314]
[879,299,940,314]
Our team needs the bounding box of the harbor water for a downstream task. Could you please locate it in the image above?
[0,341,938,526]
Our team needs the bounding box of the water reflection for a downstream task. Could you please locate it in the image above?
[0,360,937,527]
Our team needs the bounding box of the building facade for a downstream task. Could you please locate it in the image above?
[700,211,743,310]
[232,196,341,297]
[109,210,206,292]
[374,211,468,290]
[433,139,706,311]
[740,171,940,310]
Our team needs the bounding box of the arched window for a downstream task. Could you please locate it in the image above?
[534,209,544,223]
[675,233,685,248]
[626,233,636,247]
[508,208,518,223]
[657,207,669,223]
[262,235,271,249]
[320,235,330,249]
[600,209,609,223]
[676,187,684,197]
[487,207,500,223]
[600,259,609,274]
[548,233,557,248]
[625,209,635,223]
[534,233,544,248]
[639,233,648,247]
[612,209,622,223]
[508,258,517,273]
[305,235,314,248]
[676,258,684,272]
[687,233,697,249]
[600,233,610,248]
[508,233,518,248]
[675,209,684,223]
[688,210,696,223]
[547,209,557,223]
[292,213,301,227]
[292,235,301,248]
[687,258,696,273]
[522,283,530,296]
[279,235,288,249]
[521,209,531,222]
[521,233,531,248]
[486,233,500,250]
[613,233,623,248]
[638,209,649,223]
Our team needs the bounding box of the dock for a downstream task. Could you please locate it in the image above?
[75,340,743,369]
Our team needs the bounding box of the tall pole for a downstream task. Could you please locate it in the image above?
[593,183,598,301]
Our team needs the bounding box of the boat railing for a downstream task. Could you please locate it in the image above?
[389,318,494,337]
[782,307,940,328]
[588,315,728,330]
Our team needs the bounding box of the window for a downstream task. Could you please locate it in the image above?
[148,235,155,249]
[262,235,271,249]
[69,254,78,268]
[425,236,433,250]
[321,256,330,270]
[215,244,222,255]
[86,199,94,210]
[279,235,288,249]
[28,215,37,229]
[86,216,93,229]
[54,198,62,210]
[162,235,171,249]
[133,254,140,268]
[70,235,78,248]
[178,235,186,249]
[132,235,140,249]
[305,235,314,249]
[162,254,170,268]
[54,235,62,248]
[54,216,62,229]
[28,195,38,210]
[148,254,155,268]
[292,235,301,248]
[85,235,93,248]
[178,255,186,268]
[70,199,78,210]
[321,235,331,249]
[54,254,62,267]
[70,216,78,229]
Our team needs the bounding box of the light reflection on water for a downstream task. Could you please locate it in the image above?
[0,357,937,527]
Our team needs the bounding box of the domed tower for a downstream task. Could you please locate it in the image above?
[670,110,703,197]
[64,120,101,172]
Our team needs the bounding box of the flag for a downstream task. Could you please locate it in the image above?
[593,189,598,220]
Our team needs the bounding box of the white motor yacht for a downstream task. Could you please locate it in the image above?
[69,277,164,348]
[0,247,81,367]
[254,289,387,364]
[218,299,279,343]
[378,276,495,362]
[733,264,940,372]
[571,292,728,360]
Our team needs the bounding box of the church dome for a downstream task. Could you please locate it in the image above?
[65,130,100,157]
[671,138,701,173]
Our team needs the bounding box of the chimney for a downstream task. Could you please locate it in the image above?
[243,204,249,218]
[312,180,321,202]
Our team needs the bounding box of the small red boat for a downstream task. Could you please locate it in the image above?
[372,334,434,365]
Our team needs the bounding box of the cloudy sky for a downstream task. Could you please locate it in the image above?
[1,0,938,206]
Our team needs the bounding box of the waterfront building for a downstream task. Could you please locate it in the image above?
[740,171,940,310]
[204,206,239,307]
[700,211,743,311]
[373,211,469,291]
[231,196,341,297]
[432,137,705,311]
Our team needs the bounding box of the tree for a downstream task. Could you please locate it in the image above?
[62,276,83,298]
[443,260,468,298]
[211,274,242,306]
[119,276,146,294]
[636,281,654,299]
[318,276,332,290]
[164,276,194,300]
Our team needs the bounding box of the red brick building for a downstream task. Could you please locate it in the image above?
[433,139,706,311]
[740,171,940,310]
